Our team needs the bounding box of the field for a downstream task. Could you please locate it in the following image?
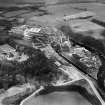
[23,91,91,105]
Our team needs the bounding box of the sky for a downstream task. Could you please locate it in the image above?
[0,0,98,4]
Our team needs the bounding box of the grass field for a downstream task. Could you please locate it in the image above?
[22,91,91,105]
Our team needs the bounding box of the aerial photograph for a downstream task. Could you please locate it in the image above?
[0,0,105,105]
